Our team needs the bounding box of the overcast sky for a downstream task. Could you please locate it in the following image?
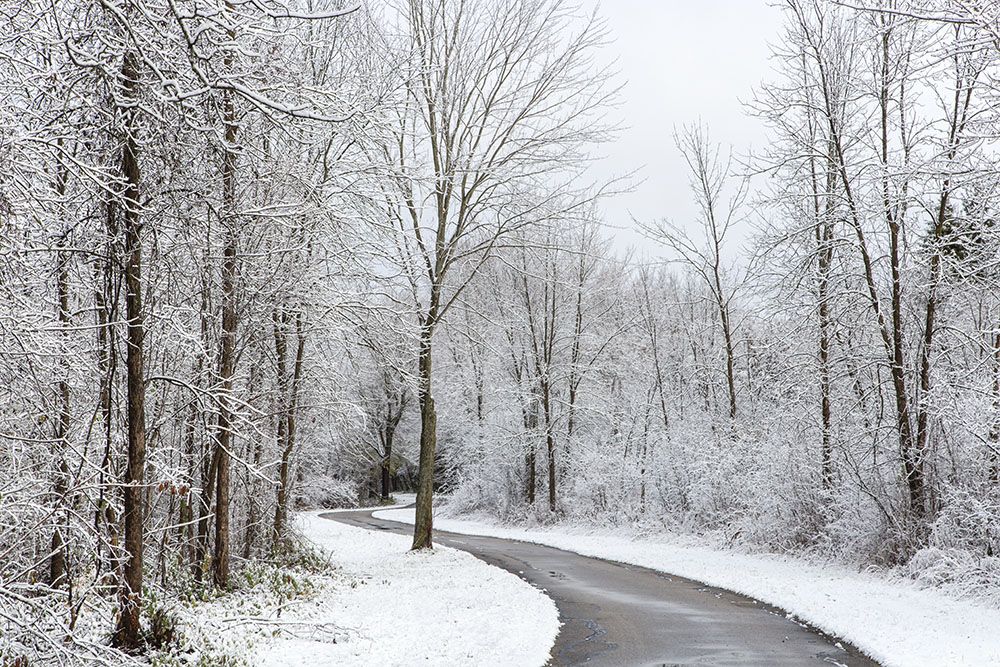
[583,0,785,255]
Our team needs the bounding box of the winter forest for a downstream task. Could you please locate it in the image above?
[3,0,1000,664]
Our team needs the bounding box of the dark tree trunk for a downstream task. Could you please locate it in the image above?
[811,150,836,489]
[180,405,196,571]
[191,248,211,582]
[271,309,288,544]
[875,24,924,523]
[913,72,973,516]
[50,220,71,588]
[381,409,395,502]
[274,312,305,544]
[817,24,922,526]
[718,293,738,422]
[94,239,118,581]
[412,323,436,550]
[213,80,238,589]
[991,331,1000,484]
[380,449,392,501]
[113,49,146,651]
[195,444,219,584]
[543,379,556,512]
[524,404,536,504]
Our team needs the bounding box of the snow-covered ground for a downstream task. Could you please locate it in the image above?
[180,506,558,667]
[374,507,1000,667]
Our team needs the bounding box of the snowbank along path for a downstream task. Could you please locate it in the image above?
[255,509,559,667]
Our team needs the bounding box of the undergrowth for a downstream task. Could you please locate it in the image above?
[148,536,333,667]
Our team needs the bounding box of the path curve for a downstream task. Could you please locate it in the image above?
[321,509,879,667]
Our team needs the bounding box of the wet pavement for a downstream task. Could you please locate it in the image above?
[321,509,881,667]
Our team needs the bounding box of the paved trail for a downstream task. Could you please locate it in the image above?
[322,509,879,667]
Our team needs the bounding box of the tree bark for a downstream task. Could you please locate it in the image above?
[213,82,238,589]
[180,410,195,569]
[381,427,393,502]
[878,24,924,522]
[718,292,738,422]
[380,390,402,503]
[524,402,537,504]
[195,443,219,584]
[543,378,556,512]
[113,49,146,651]
[192,244,212,582]
[809,145,836,489]
[914,58,976,514]
[271,309,289,544]
[274,311,305,543]
[94,238,118,581]
[991,330,1000,484]
[49,192,71,588]
[412,324,436,550]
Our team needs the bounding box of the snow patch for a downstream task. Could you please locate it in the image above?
[243,510,559,667]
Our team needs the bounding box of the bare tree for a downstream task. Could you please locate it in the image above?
[375,0,612,548]
[644,125,745,424]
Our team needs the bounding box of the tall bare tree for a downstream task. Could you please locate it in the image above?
[644,125,745,424]
[377,0,612,548]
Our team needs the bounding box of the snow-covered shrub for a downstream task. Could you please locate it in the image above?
[926,486,1000,556]
[902,487,1000,605]
[296,475,360,509]
[906,547,1000,605]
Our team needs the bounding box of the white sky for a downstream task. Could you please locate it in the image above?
[583,0,785,256]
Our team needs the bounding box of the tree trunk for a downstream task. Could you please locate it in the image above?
[181,404,196,573]
[195,444,219,584]
[213,249,235,584]
[113,49,145,651]
[524,403,536,504]
[639,400,651,514]
[94,240,118,581]
[412,324,436,550]
[879,26,924,522]
[381,412,394,502]
[274,312,305,544]
[914,65,974,515]
[49,226,71,588]
[213,350,233,589]
[816,22,922,524]
[271,309,289,544]
[811,148,836,489]
[818,236,833,488]
[717,291,738,422]
[213,78,238,589]
[991,330,1000,484]
[543,378,556,512]
[192,248,212,582]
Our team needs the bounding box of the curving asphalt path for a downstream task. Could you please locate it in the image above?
[321,508,880,667]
